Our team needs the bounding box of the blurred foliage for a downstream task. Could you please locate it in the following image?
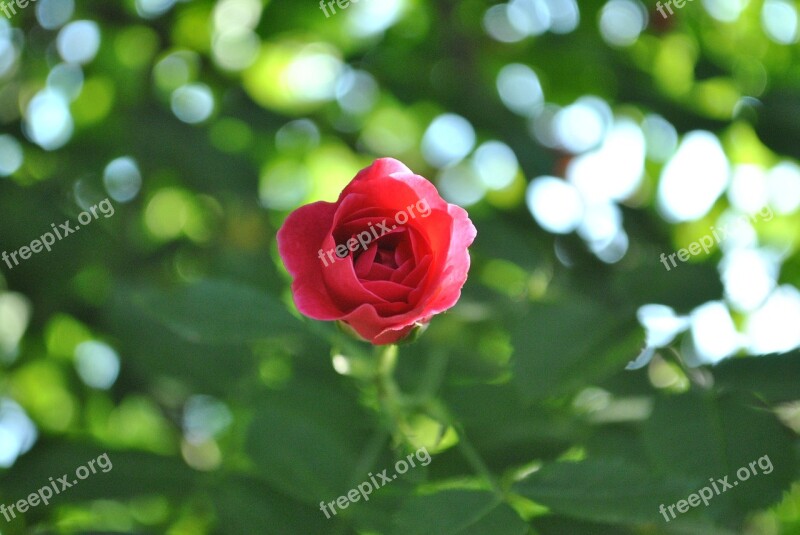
[0,0,799,534]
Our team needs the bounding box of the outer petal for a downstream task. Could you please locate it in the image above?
[344,157,413,193]
[340,303,419,344]
[276,201,343,319]
[340,158,450,215]
[419,203,478,315]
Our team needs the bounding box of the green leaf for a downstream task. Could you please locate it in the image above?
[391,490,529,535]
[131,279,300,344]
[245,383,371,505]
[0,442,197,504]
[610,259,724,313]
[105,286,260,394]
[531,515,736,535]
[511,300,642,403]
[513,458,696,526]
[714,351,800,403]
[444,383,584,468]
[212,476,331,535]
[641,390,797,524]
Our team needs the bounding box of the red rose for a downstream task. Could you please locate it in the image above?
[277,158,477,345]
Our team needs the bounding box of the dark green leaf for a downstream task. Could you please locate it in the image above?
[642,391,797,523]
[511,300,643,403]
[513,458,697,526]
[131,279,299,344]
[714,351,800,403]
[245,382,371,504]
[391,490,528,535]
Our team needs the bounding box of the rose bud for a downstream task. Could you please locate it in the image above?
[277,157,477,345]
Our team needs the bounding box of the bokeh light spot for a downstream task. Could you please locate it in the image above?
[0,135,23,177]
[171,84,214,124]
[136,0,177,19]
[438,162,486,207]
[422,113,476,168]
[36,0,75,30]
[497,63,544,118]
[24,89,74,151]
[526,177,584,233]
[74,341,121,390]
[104,157,143,203]
[56,20,101,65]
[46,63,84,101]
[657,131,729,222]
[0,399,37,468]
[762,0,799,44]
[473,141,519,190]
[599,0,647,47]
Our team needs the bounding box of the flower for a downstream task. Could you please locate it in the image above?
[277,158,477,345]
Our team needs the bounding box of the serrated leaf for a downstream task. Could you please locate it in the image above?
[513,458,696,526]
[714,351,800,403]
[642,391,797,523]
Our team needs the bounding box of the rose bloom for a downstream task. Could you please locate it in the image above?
[277,158,477,345]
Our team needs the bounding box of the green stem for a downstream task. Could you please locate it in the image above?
[375,345,404,440]
[377,344,398,378]
[455,424,504,498]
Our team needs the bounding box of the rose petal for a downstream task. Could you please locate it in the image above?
[354,244,379,278]
[324,255,388,308]
[415,203,477,315]
[400,255,433,289]
[362,280,414,302]
[390,257,416,283]
[342,159,449,214]
[365,262,395,281]
[276,201,344,319]
[340,303,418,344]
